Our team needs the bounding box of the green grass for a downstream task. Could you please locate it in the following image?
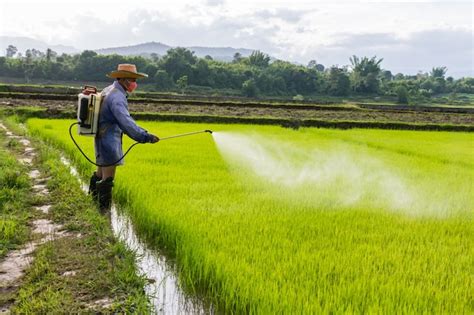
[27,118,473,313]
[0,130,31,259]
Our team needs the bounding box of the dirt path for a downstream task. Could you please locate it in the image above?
[0,121,149,313]
[0,122,71,313]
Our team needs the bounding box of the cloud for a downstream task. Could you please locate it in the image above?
[70,8,281,54]
[205,0,225,6]
[254,8,308,23]
[306,28,473,77]
[65,6,472,77]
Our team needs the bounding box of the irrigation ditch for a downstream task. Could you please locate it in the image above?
[60,155,213,314]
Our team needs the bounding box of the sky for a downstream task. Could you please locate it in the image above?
[0,0,473,77]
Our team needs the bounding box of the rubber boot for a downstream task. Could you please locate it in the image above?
[88,172,101,200]
[96,177,114,214]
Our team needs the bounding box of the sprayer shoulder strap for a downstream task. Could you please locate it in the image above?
[100,86,116,102]
[96,87,114,138]
[96,87,126,137]
[101,86,127,107]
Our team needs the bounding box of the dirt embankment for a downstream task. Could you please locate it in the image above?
[0,120,149,313]
[1,97,473,126]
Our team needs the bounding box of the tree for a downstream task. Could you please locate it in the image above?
[75,50,99,79]
[193,59,211,86]
[144,64,159,80]
[307,60,325,72]
[242,79,258,97]
[160,47,197,81]
[394,73,404,80]
[0,47,469,99]
[150,53,160,63]
[46,48,57,62]
[23,49,35,83]
[454,77,474,93]
[248,51,270,68]
[430,67,447,79]
[349,55,383,93]
[6,45,17,58]
[327,66,350,96]
[233,52,242,63]
[31,48,44,59]
[176,75,188,94]
[381,70,393,81]
[432,77,446,94]
[396,85,409,104]
[154,70,173,89]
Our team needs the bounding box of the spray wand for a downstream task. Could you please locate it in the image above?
[160,129,213,140]
[69,122,212,167]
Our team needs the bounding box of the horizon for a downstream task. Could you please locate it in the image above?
[1,0,473,77]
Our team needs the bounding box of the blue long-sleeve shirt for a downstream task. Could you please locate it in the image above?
[99,80,151,143]
[94,81,152,165]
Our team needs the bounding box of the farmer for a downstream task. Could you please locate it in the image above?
[89,64,159,213]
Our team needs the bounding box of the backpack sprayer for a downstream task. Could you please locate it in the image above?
[70,85,213,167]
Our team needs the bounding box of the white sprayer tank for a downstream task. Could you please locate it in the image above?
[77,86,102,136]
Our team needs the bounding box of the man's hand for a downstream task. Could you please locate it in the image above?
[149,134,160,143]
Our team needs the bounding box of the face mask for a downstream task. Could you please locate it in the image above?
[125,80,138,93]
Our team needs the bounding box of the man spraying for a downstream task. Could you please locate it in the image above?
[89,64,159,212]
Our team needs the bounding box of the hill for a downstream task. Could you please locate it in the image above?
[0,36,78,56]
[95,41,256,61]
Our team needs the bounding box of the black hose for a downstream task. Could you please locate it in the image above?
[69,122,140,167]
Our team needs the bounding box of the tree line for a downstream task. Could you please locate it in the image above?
[1,44,473,103]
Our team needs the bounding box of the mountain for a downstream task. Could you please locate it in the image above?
[95,41,256,61]
[0,36,78,56]
[95,41,171,57]
[0,37,258,62]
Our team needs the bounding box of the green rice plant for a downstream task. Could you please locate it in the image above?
[27,118,474,313]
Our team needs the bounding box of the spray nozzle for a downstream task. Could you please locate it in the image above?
[205,129,213,134]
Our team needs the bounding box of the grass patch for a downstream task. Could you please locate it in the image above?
[0,131,31,259]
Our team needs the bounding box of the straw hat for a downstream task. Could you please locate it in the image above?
[107,64,148,79]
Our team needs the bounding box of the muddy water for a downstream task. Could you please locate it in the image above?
[60,156,211,314]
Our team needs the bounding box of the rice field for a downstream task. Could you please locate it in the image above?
[27,118,473,313]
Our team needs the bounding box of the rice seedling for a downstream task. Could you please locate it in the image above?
[27,118,473,313]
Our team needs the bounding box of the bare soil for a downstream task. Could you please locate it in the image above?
[1,97,473,126]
